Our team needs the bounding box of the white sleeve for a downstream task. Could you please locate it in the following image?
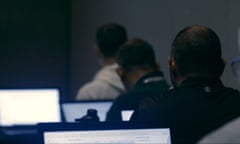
[75,82,98,100]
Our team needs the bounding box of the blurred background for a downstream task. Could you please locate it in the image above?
[1,0,240,100]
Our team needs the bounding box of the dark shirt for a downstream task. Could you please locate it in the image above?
[106,71,170,122]
[131,77,240,144]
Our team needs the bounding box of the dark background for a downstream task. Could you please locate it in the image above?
[0,0,70,100]
[1,0,240,100]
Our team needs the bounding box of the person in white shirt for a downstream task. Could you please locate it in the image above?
[76,23,127,100]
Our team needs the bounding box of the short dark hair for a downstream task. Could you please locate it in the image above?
[96,23,127,58]
[116,38,158,71]
[171,25,224,77]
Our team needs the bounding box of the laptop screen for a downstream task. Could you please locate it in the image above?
[61,101,112,122]
[0,89,61,126]
[38,122,172,144]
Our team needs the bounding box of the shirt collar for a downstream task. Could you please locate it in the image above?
[179,76,223,88]
[135,71,164,88]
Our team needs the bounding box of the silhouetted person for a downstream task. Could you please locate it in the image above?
[131,25,240,144]
[75,109,100,123]
[106,38,169,122]
[76,23,127,100]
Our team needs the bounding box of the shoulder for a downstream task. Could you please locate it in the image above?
[109,91,144,113]
[111,92,135,108]
[75,80,116,100]
[75,81,99,100]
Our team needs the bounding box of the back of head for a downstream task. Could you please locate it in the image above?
[116,38,158,71]
[96,23,127,58]
[171,25,224,78]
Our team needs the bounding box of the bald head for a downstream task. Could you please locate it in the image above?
[171,25,224,78]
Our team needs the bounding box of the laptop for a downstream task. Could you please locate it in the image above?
[38,122,172,144]
[61,100,113,122]
[0,89,61,135]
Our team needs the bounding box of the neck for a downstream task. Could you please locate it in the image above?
[129,68,155,87]
[101,57,116,66]
[176,73,217,86]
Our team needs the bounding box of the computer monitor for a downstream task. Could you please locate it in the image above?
[0,89,61,127]
[61,100,112,122]
[38,122,172,144]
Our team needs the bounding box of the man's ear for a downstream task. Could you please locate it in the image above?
[94,44,104,59]
[223,58,226,68]
[168,57,177,70]
[116,67,124,77]
[218,58,226,76]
